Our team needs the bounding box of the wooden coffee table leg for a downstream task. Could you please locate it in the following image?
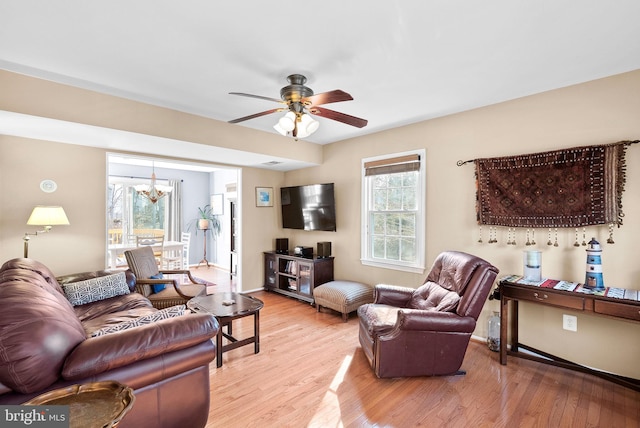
[216,325,223,368]
[254,310,260,354]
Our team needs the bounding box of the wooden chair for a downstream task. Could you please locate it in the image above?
[124,246,207,309]
[163,232,191,270]
[136,234,164,266]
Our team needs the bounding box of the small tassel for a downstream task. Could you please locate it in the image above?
[489,226,497,244]
[607,223,615,244]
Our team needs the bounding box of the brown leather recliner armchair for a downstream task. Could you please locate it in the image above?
[358,251,499,378]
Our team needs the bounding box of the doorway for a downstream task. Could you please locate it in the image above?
[107,154,241,287]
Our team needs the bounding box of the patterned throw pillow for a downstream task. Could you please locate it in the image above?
[90,305,187,337]
[62,272,130,306]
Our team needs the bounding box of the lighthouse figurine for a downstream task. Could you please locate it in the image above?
[585,238,604,290]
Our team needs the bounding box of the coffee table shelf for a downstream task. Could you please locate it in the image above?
[187,292,263,368]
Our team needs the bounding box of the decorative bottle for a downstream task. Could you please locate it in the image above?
[487,311,500,352]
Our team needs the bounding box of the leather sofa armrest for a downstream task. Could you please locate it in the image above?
[374,284,414,306]
[395,310,476,333]
[62,313,219,380]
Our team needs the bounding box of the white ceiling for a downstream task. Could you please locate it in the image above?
[2,1,640,164]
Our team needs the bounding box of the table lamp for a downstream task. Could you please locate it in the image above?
[23,206,70,257]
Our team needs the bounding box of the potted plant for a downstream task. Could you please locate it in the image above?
[188,205,221,237]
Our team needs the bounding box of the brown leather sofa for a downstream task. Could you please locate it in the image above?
[358,251,499,378]
[0,258,219,428]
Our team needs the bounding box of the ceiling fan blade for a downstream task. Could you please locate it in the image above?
[229,92,285,104]
[309,106,368,128]
[302,89,353,106]
[228,108,285,124]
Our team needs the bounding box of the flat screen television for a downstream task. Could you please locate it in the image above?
[281,183,336,231]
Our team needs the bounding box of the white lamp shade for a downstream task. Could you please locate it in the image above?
[278,111,296,132]
[273,122,288,136]
[306,116,320,134]
[27,206,70,226]
[296,113,319,139]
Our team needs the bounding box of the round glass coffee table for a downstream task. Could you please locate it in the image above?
[187,292,264,367]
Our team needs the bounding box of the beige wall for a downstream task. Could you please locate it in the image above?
[1,69,639,379]
[0,136,106,272]
[239,167,285,291]
[285,69,640,379]
[0,135,285,292]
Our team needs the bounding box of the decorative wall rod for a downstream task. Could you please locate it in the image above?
[456,139,639,166]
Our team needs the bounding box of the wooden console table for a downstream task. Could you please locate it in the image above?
[499,276,640,391]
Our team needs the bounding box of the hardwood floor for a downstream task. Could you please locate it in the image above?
[194,267,640,427]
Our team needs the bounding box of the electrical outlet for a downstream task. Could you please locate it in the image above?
[563,314,577,332]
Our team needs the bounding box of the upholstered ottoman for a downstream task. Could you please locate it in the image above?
[314,280,373,322]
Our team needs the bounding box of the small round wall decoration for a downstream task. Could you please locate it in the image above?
[40,179,58,193]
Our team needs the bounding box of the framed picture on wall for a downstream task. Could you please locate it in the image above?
[211,193,224,215]
[256,187,273,207]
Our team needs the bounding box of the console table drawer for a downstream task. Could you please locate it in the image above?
[504,286,585,310]
[594,300,640,322]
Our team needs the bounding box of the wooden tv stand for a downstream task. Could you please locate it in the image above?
[263,251,334,304]
[499,277,640,391]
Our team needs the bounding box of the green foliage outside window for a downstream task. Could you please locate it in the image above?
[370,171,418,263]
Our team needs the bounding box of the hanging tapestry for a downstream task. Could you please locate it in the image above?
[475,141,634,228]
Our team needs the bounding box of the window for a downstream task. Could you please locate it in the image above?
[361,150,426,273]
[108,177,170,244]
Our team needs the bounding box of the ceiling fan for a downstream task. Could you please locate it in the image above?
[228,74,368,138]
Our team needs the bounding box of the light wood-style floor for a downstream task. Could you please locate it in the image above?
[193,267,640,428]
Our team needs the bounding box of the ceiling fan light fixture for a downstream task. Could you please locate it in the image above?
[306,115,320,135]
[295,113,319,139]
[278,111,296,132]
[230,74,366,135]
[273,122,288,136]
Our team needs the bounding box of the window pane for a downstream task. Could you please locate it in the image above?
[388,173,402,188]
[373,175,387,188]
[132,192,165,230]
[372,213,386,234]
[386,237,399,260]
[401,237,416,262]
[386,214,400,235]
[373,189,387,211]
[400,213,415,236]
[108,184,124,244]
[403,173,416,187]
[373,236,386,258]
[403,186,417,210]
[387,188,402,210]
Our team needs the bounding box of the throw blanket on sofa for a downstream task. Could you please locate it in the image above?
[474,141,637,228]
